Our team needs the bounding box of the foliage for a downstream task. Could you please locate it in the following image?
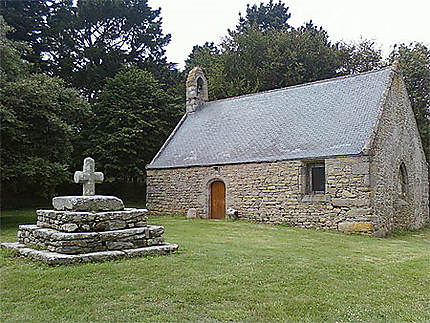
[185,2,349,100]
[186,21,344,100]
[1,0,172,100]
[0,0,50,69]
[338,39,386,74]
[0,74,91,197]
[0,16,31,82]
[2,212,430,322]
[0,18,90,199]
[235,0,291,33]
[390,43,430,162]
[42,0,171,100]
[86,65,181,182]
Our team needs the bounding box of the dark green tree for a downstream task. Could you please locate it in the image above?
[87,65,181,182]
[185,42,235,100]
[0,16,31,82]
[1,74,90,198]
[186,21,344,100]
[390,43,430,162]
[1,17,91,200]
[338,39,386,74]
[0,0,50,69]
[41,0,171,100]
[235,0,291,33]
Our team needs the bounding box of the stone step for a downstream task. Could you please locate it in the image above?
[36,208,148,232]
[1,242,178,265]
[18,225,165,255]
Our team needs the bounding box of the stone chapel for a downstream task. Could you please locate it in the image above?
[146,65,429,237]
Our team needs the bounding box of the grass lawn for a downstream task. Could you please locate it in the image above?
[1,208,429,322]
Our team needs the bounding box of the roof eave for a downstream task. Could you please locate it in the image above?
[146,152,366,170]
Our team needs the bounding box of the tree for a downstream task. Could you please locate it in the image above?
[0,0,50,69]
[1,17,91,200]
[0,16,31,82]
[87,66,181,182]
[38,0,171,100]
[185,21,344,100]
[1,74,91,198]
[390,43,430,162]
[235,0,291,33]
[338,39,386,74]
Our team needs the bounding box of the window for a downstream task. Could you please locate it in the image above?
[307,163,325,194]
[197,77,203,96]
[398,162,408,197]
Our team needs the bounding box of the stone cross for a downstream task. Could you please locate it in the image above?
[74,157,104,196]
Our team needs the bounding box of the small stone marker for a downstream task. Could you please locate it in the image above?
[74,157,104,196]
[186,208,198,219]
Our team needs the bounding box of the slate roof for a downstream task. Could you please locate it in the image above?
[148,67,394,169]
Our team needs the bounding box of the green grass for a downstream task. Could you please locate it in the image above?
[1,209,429,322]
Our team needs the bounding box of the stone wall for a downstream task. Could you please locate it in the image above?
[368,71,429,235]
[147,155,378,234]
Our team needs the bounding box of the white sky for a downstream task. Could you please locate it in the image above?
[148,0,430,70]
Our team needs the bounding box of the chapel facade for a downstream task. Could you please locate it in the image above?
[146,65,429,237]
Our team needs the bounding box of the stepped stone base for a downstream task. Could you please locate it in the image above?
[36,208,148,232]
[1,242,178,265]
[18,224,165,254]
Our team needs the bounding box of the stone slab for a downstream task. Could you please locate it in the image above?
[1,242,178,265]
[18,225,165,254]
[331,198,370,207]
[338,221,374,234]
[37,208,148,232]
[52,195,124,211]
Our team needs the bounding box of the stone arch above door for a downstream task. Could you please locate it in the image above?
[199,174,232,219]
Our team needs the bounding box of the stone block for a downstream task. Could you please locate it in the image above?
[52,195,124,211]
[338,222,373,234]
[351,162,370,175]
[331,198,370,207]
[60,223,79,232]
[346,208,372,217]
[186,208,198,219]
[342,190,357,198]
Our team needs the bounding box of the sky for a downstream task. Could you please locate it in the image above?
[147,0,430,70]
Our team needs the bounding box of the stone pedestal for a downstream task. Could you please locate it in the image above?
[2,196,178,265]
[2,157,178,264]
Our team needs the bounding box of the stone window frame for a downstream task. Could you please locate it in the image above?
[398,162,408,199]
[306,162,326,194]
[196,77,204,96]
[299,160,328,202]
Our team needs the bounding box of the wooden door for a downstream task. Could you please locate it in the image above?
[210,181,225,219]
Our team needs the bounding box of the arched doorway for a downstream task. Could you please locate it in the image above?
[210,181,225,219]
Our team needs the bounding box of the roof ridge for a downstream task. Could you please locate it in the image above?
[206,66,393,105]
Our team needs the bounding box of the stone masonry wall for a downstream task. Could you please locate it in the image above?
[369,71,429,235]
[147,155,378,235]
